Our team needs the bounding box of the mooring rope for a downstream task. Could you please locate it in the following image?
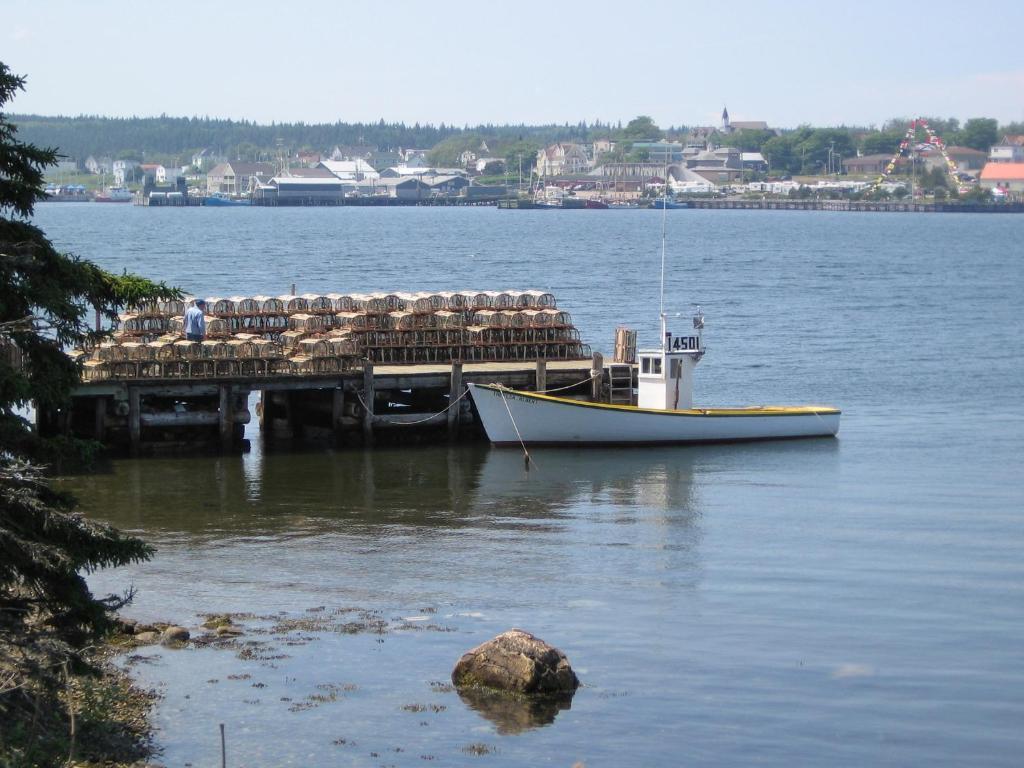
[355,370,603,429]
[498,387,533,471]
[354,386,472,427]
[534,371,601,395]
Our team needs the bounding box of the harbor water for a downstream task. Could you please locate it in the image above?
[39,204,1023,766]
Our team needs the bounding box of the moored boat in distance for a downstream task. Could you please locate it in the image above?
[203,194,251,206]
[95,186,132,202]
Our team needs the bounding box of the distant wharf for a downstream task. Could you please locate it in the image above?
[681,199,1024,213]
[498,198,1024,213]
[140,194,504,207]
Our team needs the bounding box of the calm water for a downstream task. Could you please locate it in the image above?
[39,204,1024,766]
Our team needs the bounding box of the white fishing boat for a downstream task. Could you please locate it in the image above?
[467,184,841,446]
[467,374,841,446]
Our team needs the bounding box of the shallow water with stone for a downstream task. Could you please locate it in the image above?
[39,203,1023,766]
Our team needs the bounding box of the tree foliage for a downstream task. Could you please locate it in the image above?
[13,113,625,166]
[955,118,998,151]
[759,126,857,175]
[0,460,153,643]
[716,128,775,152]
[859,129,904,156]
[619,115,661,140]
[1,61,174,648]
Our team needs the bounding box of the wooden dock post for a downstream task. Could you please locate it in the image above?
[591,352,604,402]
[332,385,345,436]
[535,360,547,393]
[448,362,463,439]
[362,362,375,444]
[218,384,233,451]
[94,397,105,441]
[283,392,296,438]
[128,387,141,455]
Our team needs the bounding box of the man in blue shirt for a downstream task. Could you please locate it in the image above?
[184,298,206,341]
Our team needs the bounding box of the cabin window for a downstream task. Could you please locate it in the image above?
[641,357,651,374]
[652,358,662,375]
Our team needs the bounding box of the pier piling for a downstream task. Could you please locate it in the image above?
[128,388,141,456]
[448,362,463,439]
[94,397,106,441]
[332,387,345,437]
[362,363,375,444]
[591,353,604,402]
[218,385,233,452]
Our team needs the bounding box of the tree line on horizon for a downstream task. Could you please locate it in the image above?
[11,112,1022,178]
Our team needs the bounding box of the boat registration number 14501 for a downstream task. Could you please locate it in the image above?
[668,335,700,351]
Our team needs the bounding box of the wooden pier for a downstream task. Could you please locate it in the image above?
[53,359,626,454]
[47,288,622,454]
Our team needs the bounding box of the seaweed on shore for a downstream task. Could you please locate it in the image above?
[0,632,158,768]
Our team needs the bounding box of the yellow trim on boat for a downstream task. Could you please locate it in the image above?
[473,383,841,417]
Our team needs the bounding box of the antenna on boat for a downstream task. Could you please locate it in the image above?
[660,153,668,351]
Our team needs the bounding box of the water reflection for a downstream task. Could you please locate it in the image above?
[476,447,702,518]
[63,444,720,539]
[457,686,574,735]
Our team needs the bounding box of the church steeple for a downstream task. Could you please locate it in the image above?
[721,105,730,128]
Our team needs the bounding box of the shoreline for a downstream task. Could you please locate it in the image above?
[0,623,159,768]
[36,198,1024,213]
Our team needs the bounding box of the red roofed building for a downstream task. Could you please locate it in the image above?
[979,162,1024,193]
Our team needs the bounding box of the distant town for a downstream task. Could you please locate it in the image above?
[22,109,1024,207]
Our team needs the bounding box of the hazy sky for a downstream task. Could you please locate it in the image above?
[5,0,1023,128]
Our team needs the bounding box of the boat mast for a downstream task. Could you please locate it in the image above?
[660,151,668,351]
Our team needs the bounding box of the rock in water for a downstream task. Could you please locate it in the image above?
[452,629,579,695]
[161,625,190,645]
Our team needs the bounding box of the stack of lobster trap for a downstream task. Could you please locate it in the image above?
[73,290,591,382]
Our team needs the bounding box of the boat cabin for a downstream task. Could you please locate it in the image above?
[637,324,703,411]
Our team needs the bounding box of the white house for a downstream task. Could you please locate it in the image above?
[206,162,276,195]
[591,138,617,159]
[156,165,183,184]
[112,159,138,185]
[989,136,1024,163]
[535,143,591,177]
[191,149,213,169]
[84,155,112,175]
[402,149,430,165]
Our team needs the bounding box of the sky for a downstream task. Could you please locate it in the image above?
[4,0,1023,129]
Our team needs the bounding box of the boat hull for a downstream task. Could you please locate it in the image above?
[203,196,251,206]
[467,383,840,446]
